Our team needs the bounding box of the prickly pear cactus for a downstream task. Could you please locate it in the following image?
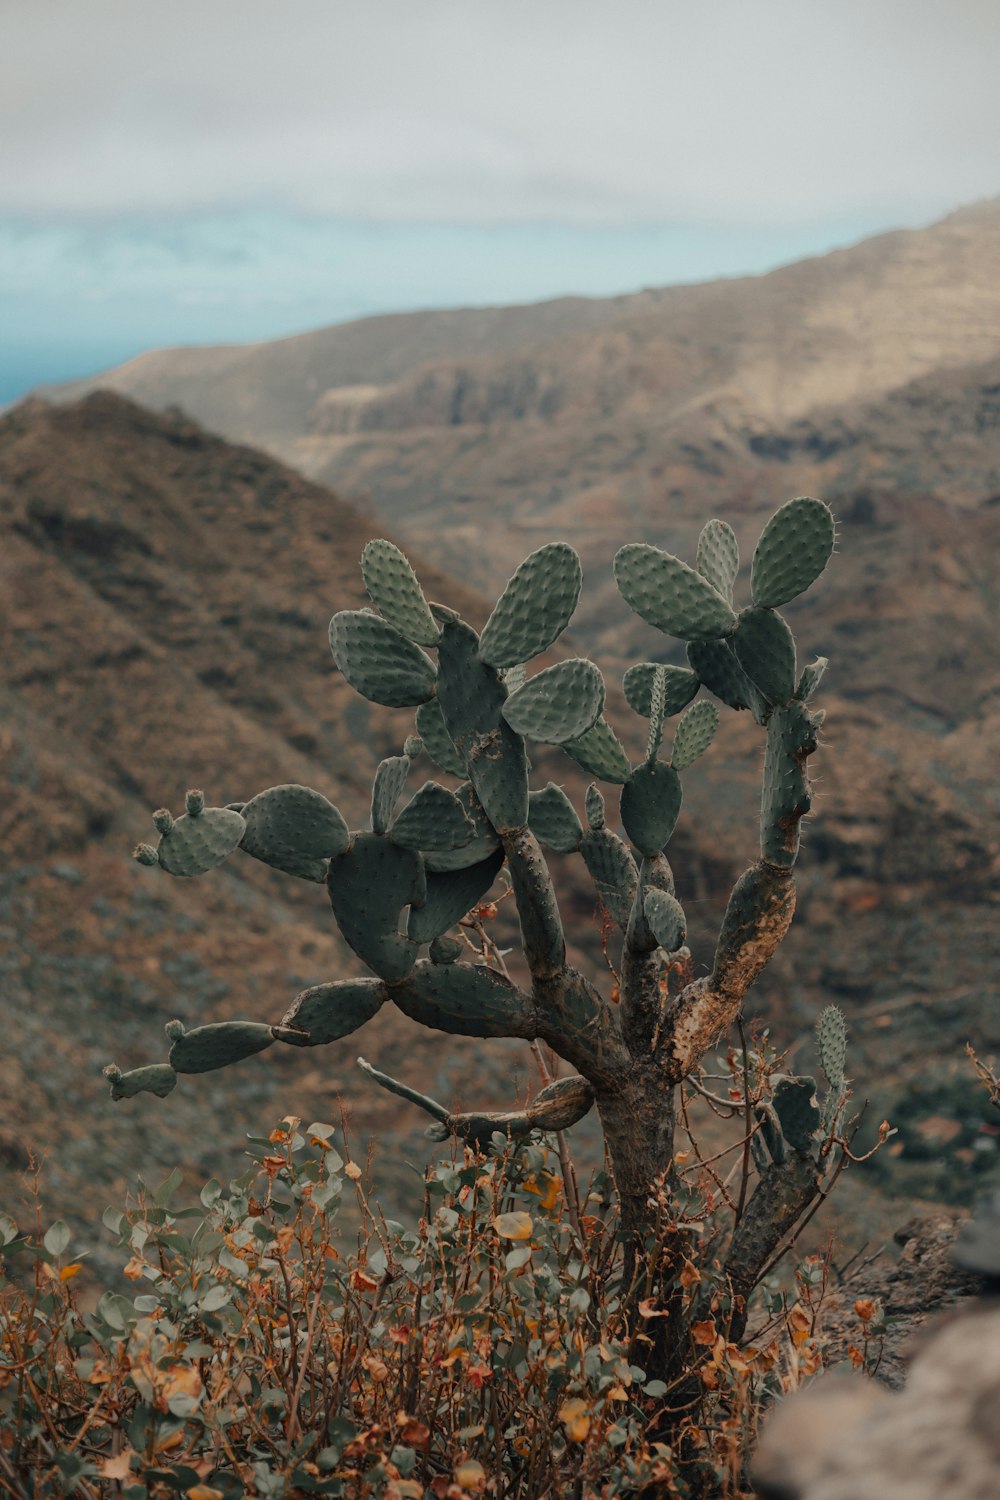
[116,497,837,1313]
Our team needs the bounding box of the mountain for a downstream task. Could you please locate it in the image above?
[10,197,1000,1247]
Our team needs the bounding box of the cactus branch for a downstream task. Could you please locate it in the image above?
[502,827,566,979]
[662,862,796,1081]
[358,1059,594,1149]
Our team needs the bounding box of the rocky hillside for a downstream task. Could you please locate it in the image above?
[6,198,1000,1291]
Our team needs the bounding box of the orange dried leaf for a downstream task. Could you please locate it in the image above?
[559,1396,591,1443]
[98,1449,135,1480]
[493,1211,533,1241]
[691,1319,718,1346]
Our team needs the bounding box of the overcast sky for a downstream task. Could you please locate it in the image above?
[3,0,1000,400]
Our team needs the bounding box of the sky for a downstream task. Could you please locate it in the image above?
[3,0,1000,403]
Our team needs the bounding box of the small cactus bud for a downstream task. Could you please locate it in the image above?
[404,735,423,759]
[585,785,605,831]
[103,1063,123,1082]
[429,935,463,965]
[151,808,173,834]
[164,1019,186,1041]
[185,789,206,816]
[133,843,159,866]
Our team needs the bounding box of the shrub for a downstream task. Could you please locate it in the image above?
[0,1123,838,1498]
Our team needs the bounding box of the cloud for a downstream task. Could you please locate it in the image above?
[4,0,1000,226]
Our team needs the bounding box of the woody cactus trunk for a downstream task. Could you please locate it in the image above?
[113,497,836,1389]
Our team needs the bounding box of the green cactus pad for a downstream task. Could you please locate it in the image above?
[732,607,797,707]
[696,519,740,603]
[620,761,682,857]
[686,639,766,719]
[563,717,631,784]
[796,657,828,702]
[407,846,505,944]
[760,701,818,866]
[423,781,500,872]
[429,935,463,964]
[585,785,605,830]
[390,782,475,851]
[477,542,583,668]
[643,888,687,952]
[361,538,440,646]
[435,616,529,833]
[239,785,350,881]
[105,1063,177,1101]
[398,959,537,1039]
[502,658,605,744]
[167,1021,275,1074]
[626,853,677,952]
[622,663,700,719]
[816,1005,847,1090]
[371,756,411,835]
[503,663,527,693]
[614,543,737,641]
[157,804,246,878]
[751,496,835,609]
[415,698,466,778]
[276,979,386,1046]
[528,784,584,854]
[326,833,425,983]
[712,862,795,999]
[580,827,639,931]
[670,699,719,771]
[772,1076,820,1154]
[329,610,437,707]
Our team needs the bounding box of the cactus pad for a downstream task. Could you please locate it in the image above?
[696,519,740,603]
[751,496,835,609]
[371,756,411,834]
[326,833,425,982]
[620,761,683,857]
[435,616,529,833]
[626,852,677,952]
[277,979,386,1046]
[423,781,500,872]
[622,663,700,719]
[415,698,466,778]
[503,658,605,744]
[643,888,688,953]
[528,783,584,854]
[796,656,828,702]
[670,700,719,771]
[614,544,737,641]
[167,1021,275,1074]
[239,785,350,881]
[329,610,437,707]
[399,959,536,1039]
[581,827,639,931]
[771,1076,820,1154]
[407,846,505,943]
[760,702,817,867]
[816,1005,847,1091]
[429,935,463,964]
[390,782,474,851]
[105,1063,177,1101]
[585,785,605,830]
[157,803,246,878]
[478,543,583,668]
[686,639,765,718]
[361,538,440,646]
[732,607,797,707]
[563,716,631,784]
